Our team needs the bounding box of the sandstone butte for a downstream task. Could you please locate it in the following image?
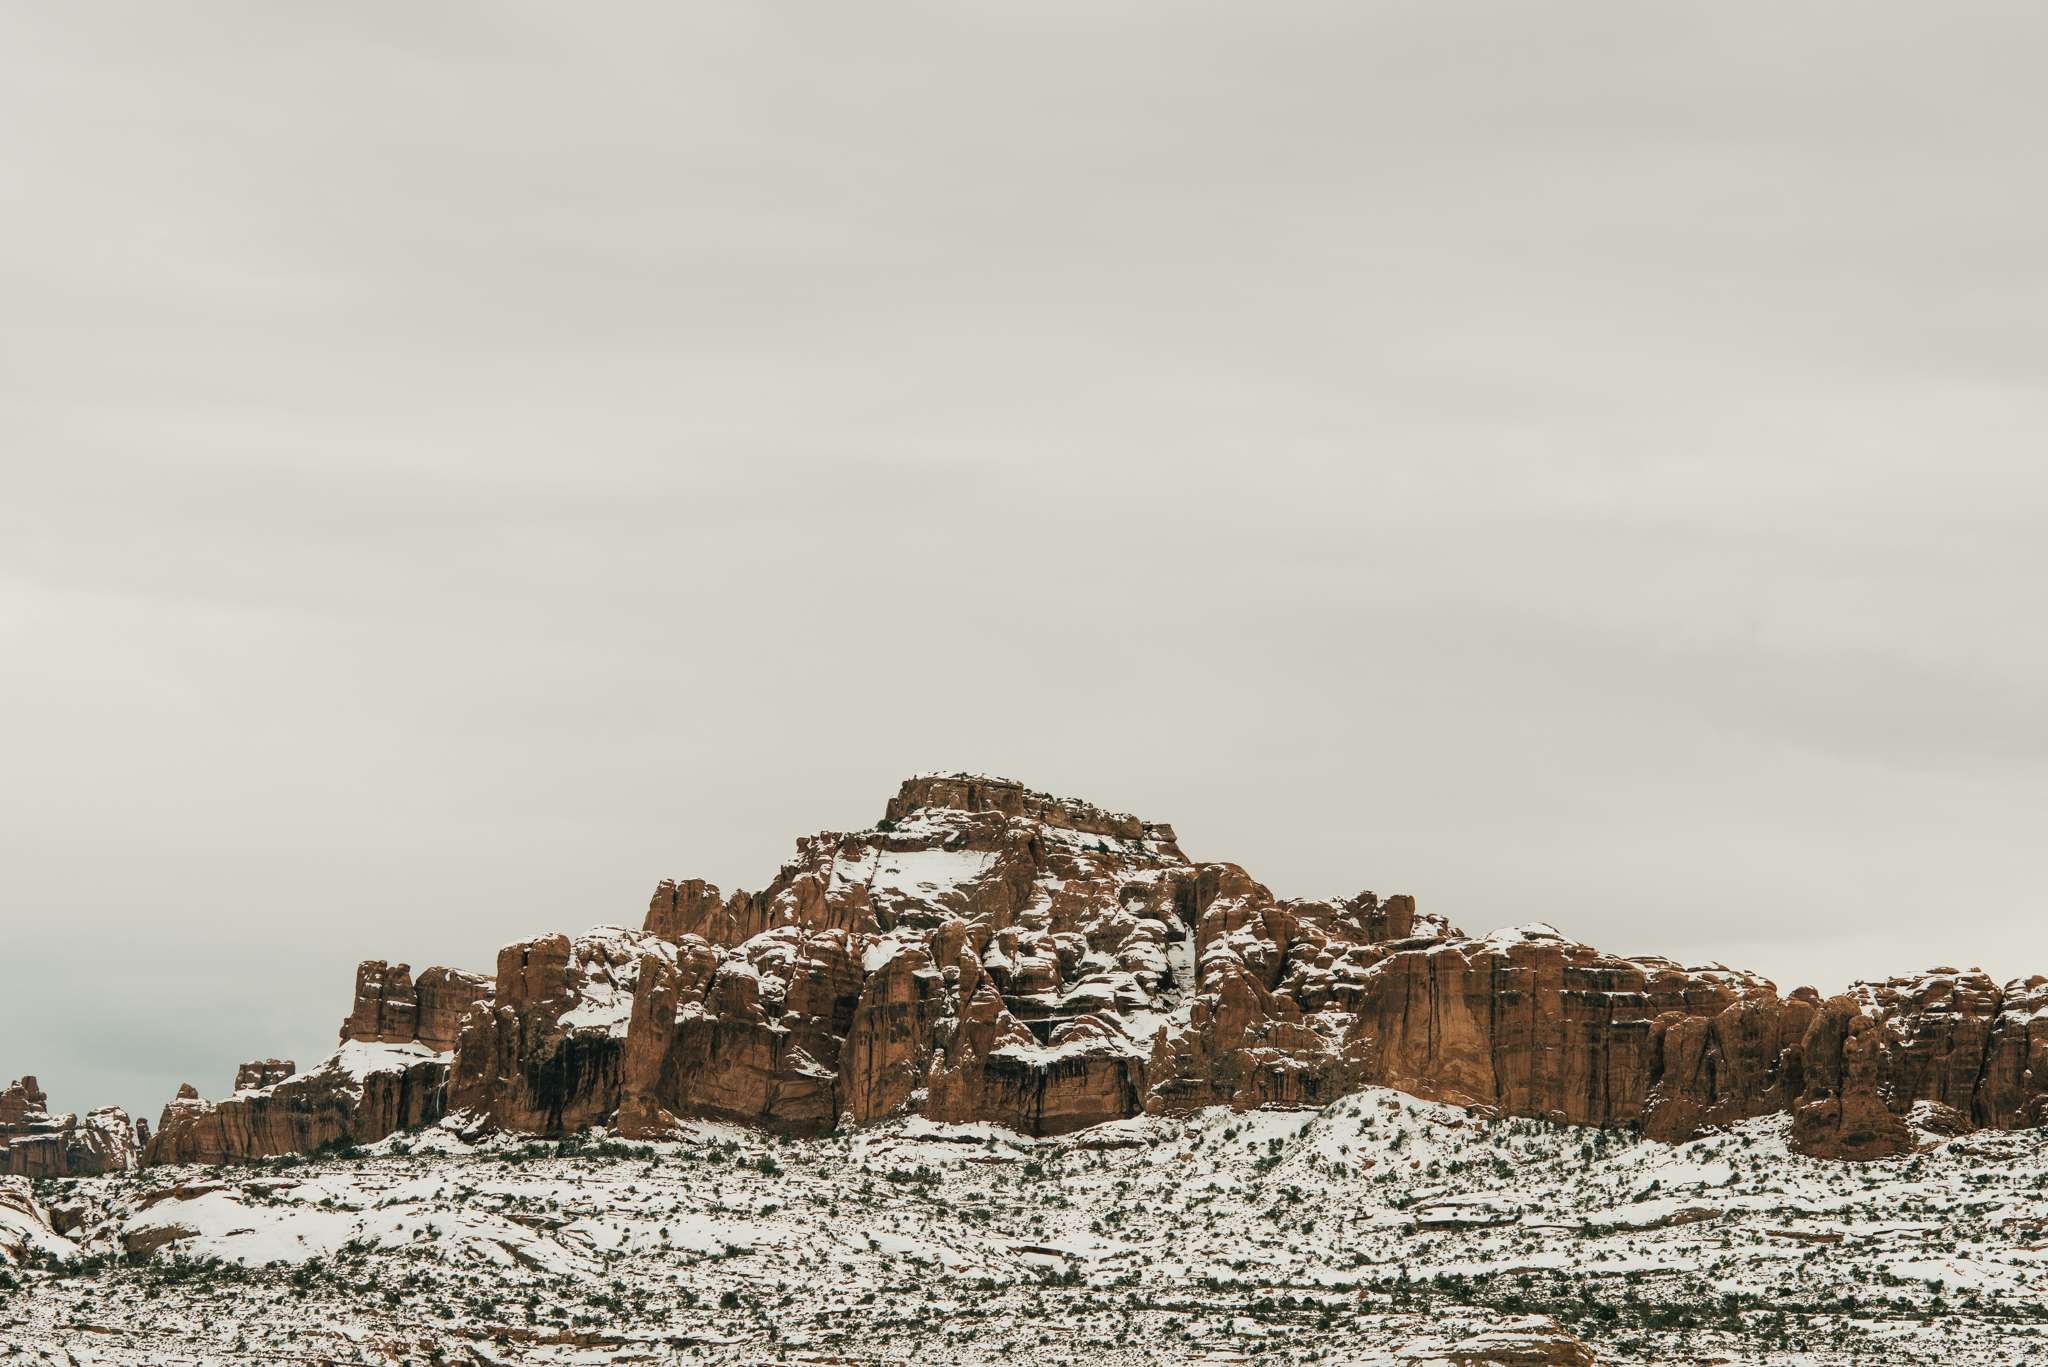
[141,774,2048,1168]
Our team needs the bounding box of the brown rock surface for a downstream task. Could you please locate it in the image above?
[446,929,657,1136]
[437,775,2048,1152]
[234,1059,296,1092]
[2,1077,138,1176]
[1985,975,2048,1131]
[342,962,491,1053]
[456,776,1792,1141]
[1392,1314,1597,1366]
[1853,969,2003,1117]
[1789,997,1915,1160]
[145,1052,451,1166]
[145,960,491,1166]
[163,773,2048,1159]
[0,1077,49,1124]
[1642,990,1816,1142]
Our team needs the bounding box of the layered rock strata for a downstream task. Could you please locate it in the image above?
[2,1078,137,1176]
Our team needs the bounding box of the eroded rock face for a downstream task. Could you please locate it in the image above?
[1790,997,1916,1160]
[432,776,1790,1146]
[446,930,659,1136]
[614,780,1199,1138]
[148,773,2048,1159]
[2,1078,137,1176]
[144,962,492,1166]
[0,1077,48,1126]
[234,1060,296,1093]
[155,1083,212,1143]
[436,775,2048,1151]
[1985,976,2048,1131]
[1643,990,1818,1143]
[144,1044,453,1167]
[341,963,491,1053]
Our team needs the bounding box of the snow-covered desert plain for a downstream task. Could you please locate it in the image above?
[5,1088,2047,1366]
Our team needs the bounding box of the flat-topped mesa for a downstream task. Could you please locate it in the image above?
[2,1077,137,1177]
[145,959,493,1166]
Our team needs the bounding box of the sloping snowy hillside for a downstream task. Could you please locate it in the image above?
[7,1090,2047,1365]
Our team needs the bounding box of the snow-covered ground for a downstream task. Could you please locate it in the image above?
[5,1089,2047,1365]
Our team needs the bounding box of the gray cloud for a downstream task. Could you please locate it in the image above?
[3,1,2044,1123]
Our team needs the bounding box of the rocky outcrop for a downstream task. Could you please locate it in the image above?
[615,927,865,1137]
[1642,990,1820,1142]
[154,1083,212,1141]
[152,772,2048,1160]
[1397,1315,1598,1367]
[2,1078,137,1177]
[0,1176,77,1265]
[1,1078,47,1125]
[446,930,660,1136]
[144,1044,453,1167]
[234,1060,296,1092]
[340,963,490,1053]
[1985,975,2048,1131]
[1789,996,1916,1159]
[433,774,2048,1153]
[144,962,491,1166]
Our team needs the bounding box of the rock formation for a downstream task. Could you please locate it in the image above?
[233,1060,296,1092]
[436,774,2048,1154]
[141,772,2048,1163]
[2,1077,137,1176]
[1787,996,1916,1160]
[143,965,491,1166]
[446,931,657,1137]
[341,962,487,1054]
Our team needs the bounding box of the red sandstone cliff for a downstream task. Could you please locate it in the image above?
[436,774,2048,1157]
[141,774,2048,1163]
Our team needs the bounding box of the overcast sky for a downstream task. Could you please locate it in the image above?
[4,2,2045,1125]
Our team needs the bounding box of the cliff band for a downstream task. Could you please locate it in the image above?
[142,774,2048,1165]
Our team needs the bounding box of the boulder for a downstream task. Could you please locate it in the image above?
[1409,1315,1598,1366]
